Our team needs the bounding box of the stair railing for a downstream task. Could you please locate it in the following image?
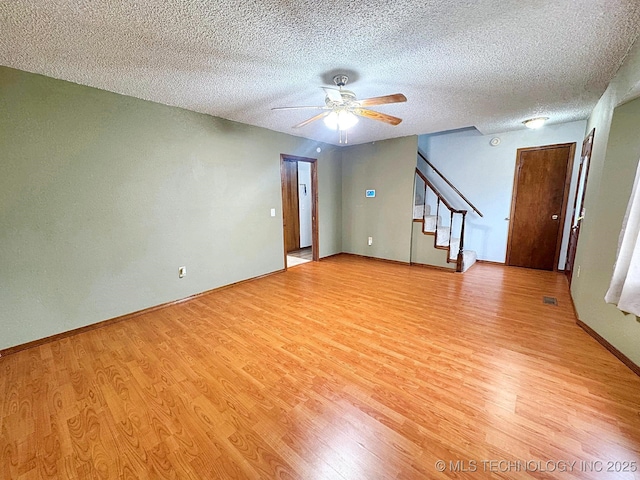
[418,150,483,218]
[415,168,467,271]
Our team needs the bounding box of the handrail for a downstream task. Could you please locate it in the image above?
[417,150,483,217]
[415,168,467,215]
[415,168,467,272]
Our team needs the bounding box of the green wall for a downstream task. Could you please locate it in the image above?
[341,136,417,262]
[411,224,456,269]
[11,52,639,366]
[0,66,342,350]
[318,147,343,256]
[571,40,640,367]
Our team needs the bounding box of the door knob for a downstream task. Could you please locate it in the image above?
[552,214,559,220]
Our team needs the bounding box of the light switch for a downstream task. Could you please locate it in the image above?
[270,208,276,217]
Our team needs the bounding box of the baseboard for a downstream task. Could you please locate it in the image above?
[340,252,411,266]
[319,252,343,261]
[576,319,640,377]
[566,279,580,320]
[476,260,506,265]
[567,275,638,376]
[0,268,285,358]
[343,252,458,271]
[410,262,456,272]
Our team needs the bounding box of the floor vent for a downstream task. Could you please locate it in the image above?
[543,296,558,306]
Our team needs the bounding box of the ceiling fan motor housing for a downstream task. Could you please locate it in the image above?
[333,74,349,87]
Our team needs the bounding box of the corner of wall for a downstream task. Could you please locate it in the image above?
[570,39,640,368]
[340,136,417,262]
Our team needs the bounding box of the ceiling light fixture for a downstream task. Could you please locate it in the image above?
[272,74,406,145]
[523,117,548,129]
[323,110,359,131]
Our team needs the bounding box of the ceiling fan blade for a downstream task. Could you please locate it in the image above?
[354,108,403,126]
[272,106,328,111]
[357,93,407,107]
[293,111,330,128]
[322,87,343,102]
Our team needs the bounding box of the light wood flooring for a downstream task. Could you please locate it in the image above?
[1,255,639,479]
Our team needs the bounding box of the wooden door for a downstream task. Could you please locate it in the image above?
[506,143,575,270]
[282,160,300,253]
[565,129,595,283]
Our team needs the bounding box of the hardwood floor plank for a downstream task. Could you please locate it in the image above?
[1,256,639,479]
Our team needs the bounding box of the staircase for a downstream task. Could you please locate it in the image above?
[412,152,483,273]
[413,204,477,272]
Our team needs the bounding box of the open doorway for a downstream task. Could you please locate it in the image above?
[280,154,319,269]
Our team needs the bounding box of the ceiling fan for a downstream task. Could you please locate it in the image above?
[272,74,407,143]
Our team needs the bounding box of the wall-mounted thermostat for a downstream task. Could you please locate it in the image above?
[365,189,376,198]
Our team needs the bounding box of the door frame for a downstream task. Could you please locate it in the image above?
[565,128,595,283]
[282,158,301,254]
[505,142,576,271]
[280,154,319,269]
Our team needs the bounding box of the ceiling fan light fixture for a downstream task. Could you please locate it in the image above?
[323,110,359,131]
[272,73,406,141]
[523,117,548,129]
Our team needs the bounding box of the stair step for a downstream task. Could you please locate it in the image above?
[435,227,452,246]
[448,239,460,259]
[461,250,477,272]
[414,204,433,218]
[424,215,440,232]
[412,190,477,272]
[447,250,477,271]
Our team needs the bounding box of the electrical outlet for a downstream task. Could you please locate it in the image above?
[178,266,187,278]
[368,236,373,246]
[576,265,581,278]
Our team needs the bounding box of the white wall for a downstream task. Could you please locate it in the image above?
[418,121,587,266]
[298,161,312,248]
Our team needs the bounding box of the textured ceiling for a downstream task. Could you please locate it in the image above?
[1,1,640,146]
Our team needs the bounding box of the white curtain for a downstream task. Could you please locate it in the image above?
[605,158,640,315]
